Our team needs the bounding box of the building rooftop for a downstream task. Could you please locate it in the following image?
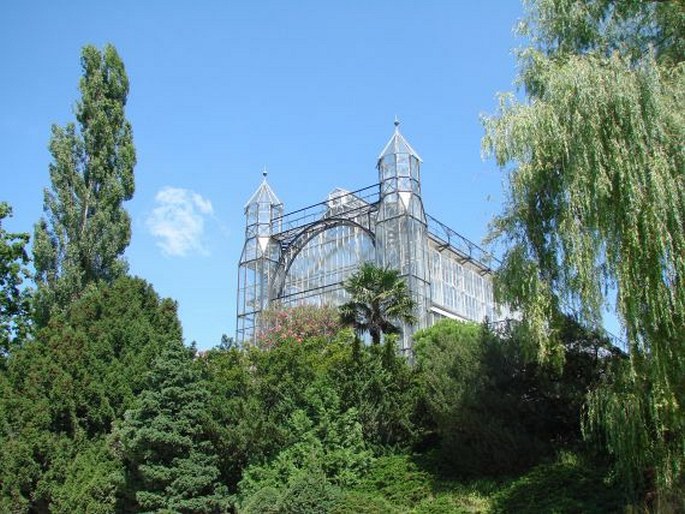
[244,170,282,210]
[377,119,422,163]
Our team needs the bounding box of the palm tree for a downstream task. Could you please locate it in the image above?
[339,262,417,344]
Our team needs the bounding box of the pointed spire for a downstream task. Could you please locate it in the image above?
[244,168,282,209]
[378,118,422,162]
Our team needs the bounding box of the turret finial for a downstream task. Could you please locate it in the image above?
[394,116,400,128]
[262,167,268,179]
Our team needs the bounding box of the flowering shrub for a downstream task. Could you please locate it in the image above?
[257,305,341,348]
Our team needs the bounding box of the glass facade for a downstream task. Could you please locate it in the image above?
[236,124,507,349]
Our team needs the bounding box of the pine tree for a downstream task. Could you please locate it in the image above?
[115,341,229,513]
[34,44,136,314]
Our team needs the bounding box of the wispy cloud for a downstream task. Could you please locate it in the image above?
[147,187,214,257]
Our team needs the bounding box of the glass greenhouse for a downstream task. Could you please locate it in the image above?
[236,122,509,351]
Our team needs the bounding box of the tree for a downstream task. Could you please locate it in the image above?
[237,382,371,512]
[482,0,684,502]
[339,263,416,345]
[199,344,259,491]
[332,334,420,450]
[0,202,31,358]
[33,44,136,313]
[50,438,123,514]
[414,320,516,474]
[0,276,183,510]
[414,317,621,476]
[114,341,229,512]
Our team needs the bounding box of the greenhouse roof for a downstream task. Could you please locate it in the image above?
[377,119,422,163]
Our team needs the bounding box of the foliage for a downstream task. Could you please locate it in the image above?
[482,0,684,498]
[277,473,342,514]
[237,381,372,507]
[411,481,493,514]
[198,345,259,490]
[333,334,420,450]
[249,334,348,454]
[203,320,420,504]
[257,304,341,348]
[201,330,351,498]
[584,358,685,510]
[33,44,136,316]
[0,290,636,512]
[414,318,619,476]
[337,452,622,514]
[0,276,182,510]
[239,473,342,514]
[330,490,399,514]
[356,454,433,510]
[333,453,501,514]
[414,320,532,475]
[340,262,416,344]
[338,451,624,514]
[239,486,282,514]
[114,340,230,512]
[413,320,484,441]
[490,452,623,514]
[50,438,123,514]
[0,202,31,358]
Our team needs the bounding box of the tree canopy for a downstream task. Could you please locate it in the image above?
[483,0,684,502]
[0,276,184,511]
[0,203,31,358]
[115,341,229,512]
[33,44,136,313]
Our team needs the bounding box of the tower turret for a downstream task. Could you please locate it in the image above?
[236,170,283,343]
[375,120,431,352]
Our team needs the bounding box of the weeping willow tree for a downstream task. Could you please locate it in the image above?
[482,0,684,502]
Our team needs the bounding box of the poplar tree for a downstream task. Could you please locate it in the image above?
[34,44,136,311]
[482,0,684,502]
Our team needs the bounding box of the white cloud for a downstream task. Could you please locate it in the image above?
[147,187,214,257]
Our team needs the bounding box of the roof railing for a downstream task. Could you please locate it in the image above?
[273,184,380,234]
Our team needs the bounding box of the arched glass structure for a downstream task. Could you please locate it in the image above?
[236,124,509,349]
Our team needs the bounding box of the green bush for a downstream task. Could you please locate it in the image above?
[490,453,624,513]
[331,490,400,514]
[240,473,342,514]
[413,494,477,514]
[414,320,535,474]
[279,473,341,514]
[414,318,619,476]
[357,454,433,510]
[0,277,183,509]
[332,334,420,451]
[239,486,281,514]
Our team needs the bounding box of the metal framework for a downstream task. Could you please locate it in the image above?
[236,122,508,349]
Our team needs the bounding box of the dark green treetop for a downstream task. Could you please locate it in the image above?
[0,276,183,511]
[114,341,230,513]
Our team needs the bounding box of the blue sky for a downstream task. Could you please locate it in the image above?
[1,1,525,349]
